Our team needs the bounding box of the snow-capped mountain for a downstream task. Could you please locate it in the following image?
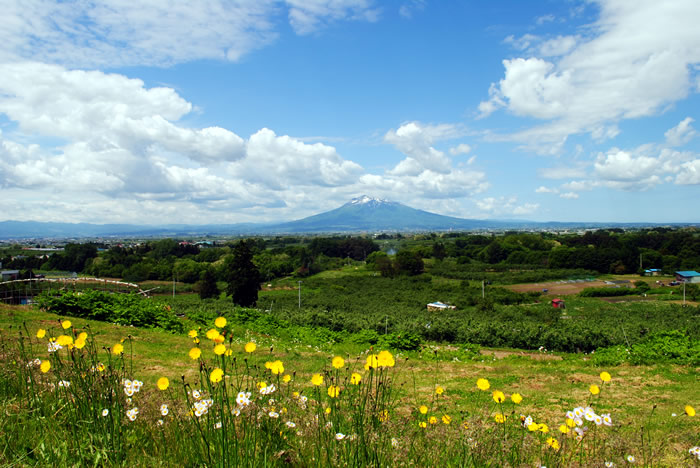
[270,196,491,232]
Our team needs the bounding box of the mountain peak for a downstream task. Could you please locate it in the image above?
[348,195,390,206]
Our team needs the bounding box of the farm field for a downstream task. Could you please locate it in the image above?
[1,299,699,467]
[505,275,676,296]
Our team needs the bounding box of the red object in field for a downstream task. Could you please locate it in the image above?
[551,298,565,309]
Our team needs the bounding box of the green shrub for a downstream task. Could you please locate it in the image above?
[377,332,423,351]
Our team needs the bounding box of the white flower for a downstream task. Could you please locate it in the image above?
[232,408,241,417]
[523,415,533,427]
[335,433,345,441]
[58,380,70,387]
[157,419,164,426]
[602,413,612,426]
[594,415,603,426]
[214,421,222,429]
[48,341,63,353]
[160,404,169,416]
[565,410,575,420]
[101,409,109,417]
[573,407,584,418]
[192,389,201,400]
[605,462,615,467]
[269,411,279,418]
[236,392,251,407]
[574,417,583,426]
[391,437,399,448]
[584,407,596,421]
[260,384,277,395]
[285,421,296,428]
[626,455,636,463]
[126,407,139,421]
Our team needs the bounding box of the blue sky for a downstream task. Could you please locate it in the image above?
[1,0,699,225]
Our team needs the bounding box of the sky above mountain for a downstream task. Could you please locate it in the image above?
[1,0,699,225]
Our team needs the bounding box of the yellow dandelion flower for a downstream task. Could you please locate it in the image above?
[546,437,560,451]
[188,329,198,338]
[589,384,600,395]
[429,416,438,424]
[476,378,490,391]
[332,356,345,369]
[435,385,444,395]
[77,332,87,341]
[378,410,389,422]
[61,320,71,329]
[210,368,224,383]
[56,335,73,346]
[494,414,507,424]
[214,317,227,328]
[311,373,323,386]
[365,354,379,370]
[492,390,506,403]
[214,344,226,355]
[157,377,169,390]
[213,335,225,344]
[270,360,284,375]
[36,329,46,339]
[600,371,611,382]
[257,381,267,389]
[40,360,51,373]
[442,414,452,425]
[225,349,233,357]
[74,337,86,349]
[527,423,539,432]
[511,393,523,404]
[419,405,428,415]
[112,343,124,355]
[559,424,570,434]
[244,342,256,353]
[189,347,201,360]
[265,361,273,369]
[377,350,395,367]
[685,405,696,417]
[325,407,331,414]
[327,385,340,398]
[566,418,576,428]
[206,329,220,340]
[350,372,362,385]
[538,423,549,433]
[282,374,291,383]
[419,421,427,428]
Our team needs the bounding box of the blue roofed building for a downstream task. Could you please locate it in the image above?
[675,271,700,284]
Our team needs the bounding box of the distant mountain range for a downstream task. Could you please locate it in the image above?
[0,196,695,239]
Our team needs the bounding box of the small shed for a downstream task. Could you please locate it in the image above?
[644,269,662,276]
[675,271,700,284]
[551,298,566,309]
[1,270,19,281]
[427,301,456,311]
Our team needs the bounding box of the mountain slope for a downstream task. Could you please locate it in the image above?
[268,196,493,232]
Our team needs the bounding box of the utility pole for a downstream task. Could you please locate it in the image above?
[482,280,485,299]
[683,281,686,306]
[298,280,302,309]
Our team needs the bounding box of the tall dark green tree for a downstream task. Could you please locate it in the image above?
[197,267,220,300]
[224,240,262,307]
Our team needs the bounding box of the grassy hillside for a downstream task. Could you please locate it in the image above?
[1,302,698,466]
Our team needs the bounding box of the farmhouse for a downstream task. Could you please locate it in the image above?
[675,271,700,284]
[427,301,456,311]
[644,269,662,276]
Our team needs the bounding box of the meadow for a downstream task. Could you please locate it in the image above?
[1,285,699,467]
